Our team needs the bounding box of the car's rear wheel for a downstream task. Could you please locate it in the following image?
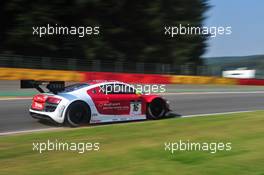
[66,101,91,127]
[147,98,166,120]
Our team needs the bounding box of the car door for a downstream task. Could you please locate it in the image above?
[107,84,144,116]
[87,86,115,115]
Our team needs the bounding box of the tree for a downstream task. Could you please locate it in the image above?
[0,0,209,74]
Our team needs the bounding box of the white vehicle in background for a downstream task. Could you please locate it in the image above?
[222,68,256,79]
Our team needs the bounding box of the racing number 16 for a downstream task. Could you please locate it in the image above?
[133,103,139,112]
[130,102,141,115]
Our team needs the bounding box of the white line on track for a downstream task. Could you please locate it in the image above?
[0,110,257,136]
[182,110,255,118]
[0,127,64,136]
[0,97,32,101]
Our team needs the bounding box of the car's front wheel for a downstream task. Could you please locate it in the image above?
[65,101,91,127]
[147,98,166,120]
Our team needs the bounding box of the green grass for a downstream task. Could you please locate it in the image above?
[0,91,36,97]
[1,111,264,175]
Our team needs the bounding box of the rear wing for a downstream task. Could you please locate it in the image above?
[20,80,65,94]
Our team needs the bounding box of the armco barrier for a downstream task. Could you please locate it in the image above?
[81,72,237,84]
[0,68,83,81]
[238,79,264,86]
[80,72,171,84]
[170,75,237,85]
[1,67,264,85]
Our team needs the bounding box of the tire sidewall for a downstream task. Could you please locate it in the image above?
[147,98,165,120]
[65,101,90,127]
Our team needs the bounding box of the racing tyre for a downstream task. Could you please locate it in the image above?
[66,101,91,127]
[147,98,166,120]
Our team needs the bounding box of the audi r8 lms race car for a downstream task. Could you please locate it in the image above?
[21,80,170,126]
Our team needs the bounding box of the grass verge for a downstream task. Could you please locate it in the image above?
[0,111,264,175]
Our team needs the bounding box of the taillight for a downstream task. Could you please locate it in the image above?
[33,94,48,103]
[46,97,61,104]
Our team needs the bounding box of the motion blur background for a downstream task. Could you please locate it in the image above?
[1,2,264,174]
[0,0,263,77]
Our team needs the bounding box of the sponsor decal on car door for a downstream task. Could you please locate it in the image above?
[106,84,143,116]
[87,87,115,115]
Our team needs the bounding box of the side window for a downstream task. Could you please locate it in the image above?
[99,83,136,94]
[87,87,100,95]
[106,84,114,94]
[124,85,136,94]
[92,88,97,94]
[100,84,115,94]
[114,84,136,94]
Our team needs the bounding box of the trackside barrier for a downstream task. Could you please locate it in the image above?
[80,72,171,84]
[0,68,83,81]
[81,72,237,84]
[170,75,237,85]
[238,79,264,86]
[1,67,264,85]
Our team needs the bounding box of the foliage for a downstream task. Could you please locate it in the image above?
[0,0,209,71]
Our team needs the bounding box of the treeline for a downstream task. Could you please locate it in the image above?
[0,0,209,72]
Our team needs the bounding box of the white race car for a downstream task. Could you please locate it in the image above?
[21,80,171,126]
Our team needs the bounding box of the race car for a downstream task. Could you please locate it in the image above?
[21,80,171,127]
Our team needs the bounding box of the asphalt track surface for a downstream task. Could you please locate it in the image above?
[1,91,264,134]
